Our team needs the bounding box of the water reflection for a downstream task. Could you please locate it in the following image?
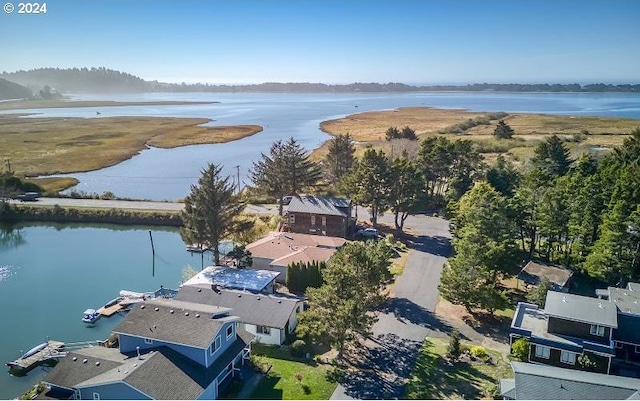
[0,224,25,251]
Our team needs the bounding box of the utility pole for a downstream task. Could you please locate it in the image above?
[235,165,240,194]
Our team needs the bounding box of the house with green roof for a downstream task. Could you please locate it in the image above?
[38,298,254,400]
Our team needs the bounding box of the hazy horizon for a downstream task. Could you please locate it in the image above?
[2,0,639,85]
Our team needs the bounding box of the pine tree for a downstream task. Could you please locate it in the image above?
[324,133,355,185]
[493,120,515,139]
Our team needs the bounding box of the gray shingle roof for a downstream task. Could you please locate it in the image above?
[545,291,618,328]
[609,285,640,315]
[45,330,254,400]
[286,196,350,217]
[518,260,573,288]
[175,285,302,329]
[506,361,640,399]
[112,300,237,348]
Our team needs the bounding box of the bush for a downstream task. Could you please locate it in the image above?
[470,345,487,359]
[291,339,307,358]
[446,329,462,361]
[511,337,530,361]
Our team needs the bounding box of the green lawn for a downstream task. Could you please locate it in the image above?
[249,344,337,400]
[405,337,513,400]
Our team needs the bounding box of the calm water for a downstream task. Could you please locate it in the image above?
[4,92,640,201]
[0,223,219,399]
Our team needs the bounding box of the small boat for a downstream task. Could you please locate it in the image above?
[82,309,101,324]
[186,244,209,253]
[20,342,48,360]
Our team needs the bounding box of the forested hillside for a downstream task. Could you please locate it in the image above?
[0,67,151,93]
[2,67,639,94]
[0,78,33,100]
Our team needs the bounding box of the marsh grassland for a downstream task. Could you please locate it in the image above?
[0,114,261,177]
[318,107,639,163]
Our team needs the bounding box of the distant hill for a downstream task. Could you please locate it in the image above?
[0,67,151,93]
[0,77,33,100]
[2,67,639,94]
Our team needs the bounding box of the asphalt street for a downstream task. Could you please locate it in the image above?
[331,212,452,400]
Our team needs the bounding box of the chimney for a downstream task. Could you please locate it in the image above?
[136,346,141,360]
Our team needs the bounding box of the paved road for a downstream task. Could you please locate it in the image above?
[8,197,278,215]
[331,212,452,400]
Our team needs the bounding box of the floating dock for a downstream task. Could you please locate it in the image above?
[6,340,65,373]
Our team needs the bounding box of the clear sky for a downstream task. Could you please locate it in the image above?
[1,0,639,85]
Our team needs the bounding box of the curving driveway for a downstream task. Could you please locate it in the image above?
[331,212,453,400]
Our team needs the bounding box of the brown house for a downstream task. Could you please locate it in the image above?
[283,196,352,238]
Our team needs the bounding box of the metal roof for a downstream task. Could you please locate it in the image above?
[183,265,280,292]
[544,291,618,328]
[286,196,350,217]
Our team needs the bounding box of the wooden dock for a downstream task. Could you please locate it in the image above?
[97,302,125,317]
[6,341,65,372]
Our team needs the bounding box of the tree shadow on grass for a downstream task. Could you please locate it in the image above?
[405,338,497,400]
[248,374,283,400]
[463,312,512,345]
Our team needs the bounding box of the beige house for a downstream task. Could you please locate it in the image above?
[245,232,346,283]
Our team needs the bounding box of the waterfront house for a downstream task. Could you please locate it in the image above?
[245,231,345,282]
[282,196,353,238]
[517,260,574,292]
[510,291,617,374]
[39,298,254,400]
[175,284,304,345]
[500,361,640,399]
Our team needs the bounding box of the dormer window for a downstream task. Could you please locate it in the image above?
[226,324,233,339]
[590,324,605,336]
[209,336,221,355]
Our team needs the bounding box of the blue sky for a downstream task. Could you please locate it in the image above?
[1,0,639,85]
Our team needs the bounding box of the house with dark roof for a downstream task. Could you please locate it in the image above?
[283,196,353,238]
[500,361,640,399]
[517,260,574,292]
[245,231,345,282]
[510,291,617,374]
[597,282,640,368]
[39,298,254,400]
[175,284,304,345]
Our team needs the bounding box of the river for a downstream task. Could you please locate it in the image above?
[0,222,225,399]
[4,92,640,201]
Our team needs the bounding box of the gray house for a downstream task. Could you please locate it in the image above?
[501,361,640,399]
[175,284,304,345]
[39,298,254,400]
[510,291,617,374]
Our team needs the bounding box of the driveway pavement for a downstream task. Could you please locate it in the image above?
[331,212,453,400]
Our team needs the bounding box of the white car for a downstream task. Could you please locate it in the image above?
[357,228,380,239]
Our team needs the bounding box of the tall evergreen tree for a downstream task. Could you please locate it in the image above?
[388,153,428,233]
[250,137,322,215]
[486,155,520,197]
[324,133,355,185]
[531,134,572,177]
[181,163,249,265]
[493,120,515,139]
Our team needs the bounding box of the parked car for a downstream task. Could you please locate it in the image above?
[18,192,40,202]
[356,227,380,239]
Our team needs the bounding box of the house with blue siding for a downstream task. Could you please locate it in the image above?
[38,298,254,399]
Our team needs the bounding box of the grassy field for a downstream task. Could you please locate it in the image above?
[0,114,262,177]
[250,344,337,400]
[405,337,513,400]
[317,107,639,164]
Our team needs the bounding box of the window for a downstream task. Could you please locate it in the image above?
[144,338,153,344]
[560,350,576,365]
[256,325,271,335]
[289,214,295,225]
[226,324,233,339]
[616,341,624,349]
[311,215,316,226]
[635,346,640,354]
[93,393,100,400]
[590,324,605,336]
[322,216,326,226]
[209,336,221,355]
[534,345,550,359]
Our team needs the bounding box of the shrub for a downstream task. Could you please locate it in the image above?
[446,329,462,361]
[470,345,487,359]
[511,337,530,361]
[578,353,598,371]
[291,339,307,357]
